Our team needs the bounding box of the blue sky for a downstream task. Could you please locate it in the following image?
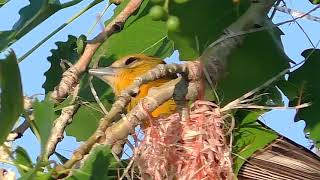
[0,0,319,174]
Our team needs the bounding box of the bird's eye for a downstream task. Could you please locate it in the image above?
[125,57,139,65]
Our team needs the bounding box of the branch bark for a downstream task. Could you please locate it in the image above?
[44,104,80,159]
[200,0,278,87]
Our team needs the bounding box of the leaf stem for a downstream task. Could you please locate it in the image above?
[86,2,112,37]
[23,110,41,141]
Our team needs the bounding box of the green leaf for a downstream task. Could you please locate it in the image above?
[0,51,23,145]
[66,103,106,141]
[285,49,320,147]
[217,28,289,105]
[0,0,9,7]
[43,36,115,141]
[276,80,298,101]
[43,35,79,93]
[76,34,87,55]
[66,145,118,180]
[43,35,113,102]
[166,0,289,105]
[18,171,53,180]
[0,0,83,51]
[0,31,15,49]
[53,95,74,111]
[232,111,278,174]
[14,146,33,175]
[89,0,174,106]
[93,0,174,66]
[33,97,56,152]
[309,0,320,4]
[65,74,113,141]
[168,0,251,60]
[78,74,115,103]
[72,0,175,142]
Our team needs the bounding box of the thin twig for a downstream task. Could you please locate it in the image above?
[270,0,282,20]
[50,0,143,102]
[200,0,278,94]
[6,96,35,142]
[232,102,310,110]
[275,5,320,23]
[221,44,318,112]
[279,2,316,48]
[89,77,109,115]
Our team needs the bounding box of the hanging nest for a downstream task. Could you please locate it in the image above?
[134,100,234,180]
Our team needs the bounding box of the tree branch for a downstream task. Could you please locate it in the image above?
[50,0,143,102]
[62,62,201,169]
[103,77,199,155]
[44,104,80,159]
[62,0,279,170]
[200,0,278,87]
[56,0,281,175]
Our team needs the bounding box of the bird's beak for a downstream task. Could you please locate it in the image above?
[88,67,116,80]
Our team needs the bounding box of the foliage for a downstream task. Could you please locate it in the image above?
[33,97,57,153]
[13,146,33,175]
[0,51,23,145]
[66,145,119,180]
[66,103,105,141]
[0,0,9,7]
[232,110,278,174]
[93,0,174,65]
[167,0,250,60]
[0,0,319,179]
[279,49,320,147]
[43,35,80,93]
[0,0,85,51]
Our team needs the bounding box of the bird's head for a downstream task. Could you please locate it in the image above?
[89,54,166,96]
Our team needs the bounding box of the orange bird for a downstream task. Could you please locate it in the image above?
[88,55,320,179]
[88,54,176,126]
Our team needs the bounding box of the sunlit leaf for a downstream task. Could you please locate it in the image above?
[66,145,118,180]
[66,103,108,141]
[0,0,9,7]
[18,171,52,180]
[33,97,56,152]
[93,0,174,66]
[168,0,251,60]
[232,111,278,174]
[217,27,289,105]
[14,146,33,175]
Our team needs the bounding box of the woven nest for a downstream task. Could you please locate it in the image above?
[134,100,234,180]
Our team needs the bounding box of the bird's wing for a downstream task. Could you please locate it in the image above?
[238,136,320,180]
